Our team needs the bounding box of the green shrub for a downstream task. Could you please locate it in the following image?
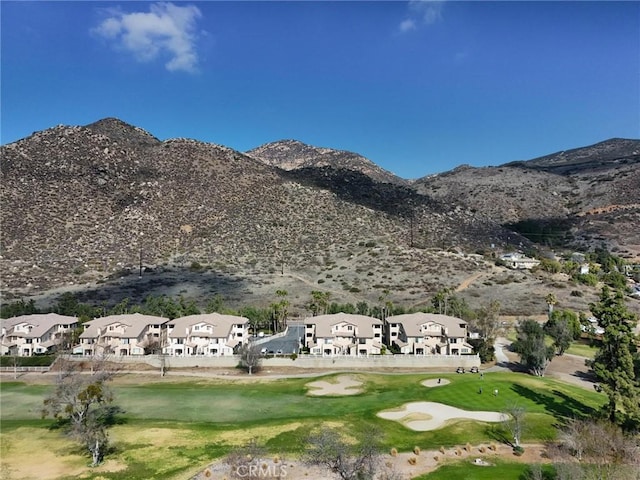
[0,355,56,367]
[574,273,598,286]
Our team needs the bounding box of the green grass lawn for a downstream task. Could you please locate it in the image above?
[0,372,605,479]
[414,458,555,480]
[565,339,597,358]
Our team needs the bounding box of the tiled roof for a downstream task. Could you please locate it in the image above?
[1,313,78,338]
[304,313,383,338]
[386,313,468,338]
[166,313,249,338]
[79,313,168,339]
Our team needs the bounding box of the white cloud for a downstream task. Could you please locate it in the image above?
[400,0,444,32]
[399,19,417,33]
[93,2,202,73]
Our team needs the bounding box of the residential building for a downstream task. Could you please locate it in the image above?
[386,313,473,355]
[304,313,384,356]
[500,252,540,270]
[163,313,249,356]
[76,313,168,356]
[1,313,78,356]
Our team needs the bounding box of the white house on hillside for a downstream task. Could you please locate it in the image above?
[304,313,384,356]
[76,313,168,356]
[500,253,540,270]
[1,313,78,356]
[385,313,473,355]
[163,313,249,356]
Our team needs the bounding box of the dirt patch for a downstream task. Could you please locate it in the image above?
[193,442,550,479]
[306,375,363,396]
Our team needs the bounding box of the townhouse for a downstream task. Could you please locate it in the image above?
[163,313,249,356]
[1,313,78,356]
[304,312,384,356]
[75,313,168,356]
[385,312,473,355]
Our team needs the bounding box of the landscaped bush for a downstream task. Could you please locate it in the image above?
[0,355,55,367]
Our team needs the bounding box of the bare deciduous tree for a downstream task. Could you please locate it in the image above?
[501,402,526,447]
[239,342,263,375]
[303,426,388,480]
[551,418,640,480]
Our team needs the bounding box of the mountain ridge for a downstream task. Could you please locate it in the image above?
[1,118,638,314]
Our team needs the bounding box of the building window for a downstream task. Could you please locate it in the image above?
[347,325,353,331]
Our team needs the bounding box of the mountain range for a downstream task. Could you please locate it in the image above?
[1,118,638,314]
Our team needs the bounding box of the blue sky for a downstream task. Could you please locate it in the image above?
[2,1,639,178]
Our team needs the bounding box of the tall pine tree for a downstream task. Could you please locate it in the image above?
[589,287,640,428]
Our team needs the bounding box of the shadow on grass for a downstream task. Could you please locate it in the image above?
[510,384,594,420]
[485,423,511,446]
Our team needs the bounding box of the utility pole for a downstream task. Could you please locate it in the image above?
[409,210,414,248]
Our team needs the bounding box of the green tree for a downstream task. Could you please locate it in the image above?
[467,300,501,363]
[0,298,39,318]
[539,258,562,274]
[205,294,226,313]
[512,319,554,376]
[238,306,271,334]
[307,291,331,316]
[431,288,452,315]
[356,301,370,316]
[270,290,289,333]
[588,287,640,427]
[378,289,393,321]
[545,310,581,356]
[603,271,629,291]
[42,356,118,466]
[53,292,99,322]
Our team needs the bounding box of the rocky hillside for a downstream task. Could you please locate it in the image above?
[413,138,640,259]
[246,139,405,185]
[1,118,520,303]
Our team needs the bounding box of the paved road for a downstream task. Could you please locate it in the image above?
[258,324,305,355]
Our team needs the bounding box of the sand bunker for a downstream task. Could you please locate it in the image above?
[421,378,451,387]
[378,402,506,431]
[306,375,363,396]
